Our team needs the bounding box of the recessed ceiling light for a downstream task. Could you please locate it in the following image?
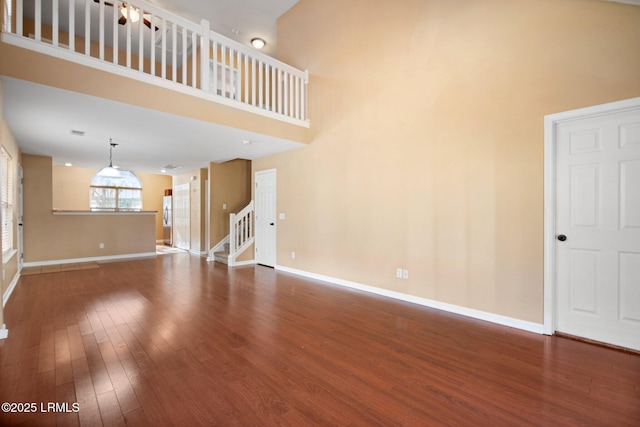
[64,162,72,167]
[231,28,240,35]
[251,38,266,49]
[242,139,253,145]
[161,169,167,173]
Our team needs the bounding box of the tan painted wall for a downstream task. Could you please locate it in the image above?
[208,159,252,248]
[0,79,20,326]
[23,154,155,262]
[52,165,171,240]
[252,0,640,324]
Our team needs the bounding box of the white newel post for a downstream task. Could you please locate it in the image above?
[229,213,236,254]
[200,19,210,92]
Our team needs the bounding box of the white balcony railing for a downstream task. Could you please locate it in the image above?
[2,0,309,126]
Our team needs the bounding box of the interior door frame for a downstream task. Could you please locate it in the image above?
[254,168,276,267]
[543,97,640,335]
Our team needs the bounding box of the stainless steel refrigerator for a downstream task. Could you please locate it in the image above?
[163,194,172,245]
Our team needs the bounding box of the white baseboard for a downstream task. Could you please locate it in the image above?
[3,272,20,307]
[23,252,157,267]
[275,265,544,335]
[0,324,7,339]
[190,250,207,256]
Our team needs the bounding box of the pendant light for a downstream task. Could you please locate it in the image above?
[96,139,123,178]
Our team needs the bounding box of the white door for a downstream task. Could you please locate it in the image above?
[173,183,190,251]
[255,169,276,267]
[555,105,640,350]
[18,166,23,270]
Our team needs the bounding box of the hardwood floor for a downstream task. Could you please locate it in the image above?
[1,254,638,426]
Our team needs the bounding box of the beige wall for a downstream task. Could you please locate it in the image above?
[252,0,640,324]
[23,154,156,263]
[208,159,252,249]
[52,165,172,240]
[0,79,20,328]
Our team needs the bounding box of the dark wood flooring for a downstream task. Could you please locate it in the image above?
[0,254,638,426]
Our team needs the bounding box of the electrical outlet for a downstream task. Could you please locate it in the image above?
[291,251,296,259]
[279,213,286,220]
[99,243,104,249]
[223,203,227,210]
[402,269,409,279]
[396,268,403,278]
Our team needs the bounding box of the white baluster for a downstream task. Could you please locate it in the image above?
[229,213,236,254]
[236,50,241,101]
[182,27,187,84]
[200,19,210,92]
[69,0,75,52]
[150,12,156,76]
[192,32,197,87]
[84,0,90,55]
[52,0,58,46]
[16,0,23,36]
[35,0,41,41]
[138,6,144,72]
[265,65,270,111]
[99,0,104,60]
[295,76,300,120]
[251,57,256,106]
[244,52,249,103]
[278,69,283,114]
[221,45,226,96]
[126,3,132,69]
[161,16,166,79]
[303,70,309,121]
[112,0,118,64]
[258,61,264,109]
[212,41,218,94]
[171,22,177,81]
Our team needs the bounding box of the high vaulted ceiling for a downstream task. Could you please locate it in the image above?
[2,0,303,175]
[149,0,299,57]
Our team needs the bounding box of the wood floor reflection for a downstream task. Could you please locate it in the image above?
[1,254,638,426]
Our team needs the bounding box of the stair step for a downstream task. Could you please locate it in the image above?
[213,251,229,265]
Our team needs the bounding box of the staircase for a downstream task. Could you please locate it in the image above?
[208,201,254,266]
[213,242,231,264]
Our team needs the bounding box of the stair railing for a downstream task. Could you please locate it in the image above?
[229,200,254,264]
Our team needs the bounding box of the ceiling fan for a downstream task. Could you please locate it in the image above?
[93,1,159,31]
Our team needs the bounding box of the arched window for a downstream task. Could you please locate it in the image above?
[90,170,143,211]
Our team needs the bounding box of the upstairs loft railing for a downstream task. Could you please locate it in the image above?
[2,0,309,127]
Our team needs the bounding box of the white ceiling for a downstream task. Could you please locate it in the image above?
[2,0,304,175]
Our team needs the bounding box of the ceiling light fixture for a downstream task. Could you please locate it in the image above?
[251,38,266,49]
[65,162,73,167]
[96,139,124,179]
[120,5,140,23]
